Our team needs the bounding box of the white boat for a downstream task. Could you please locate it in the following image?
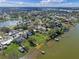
[54,38,59,41]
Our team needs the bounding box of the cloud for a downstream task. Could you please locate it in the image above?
[0,0,7,2]
[59,3,79,7]
[46,2,79,7]
[40,0,64,6]
[40,0,64,3]
[0,0,79,7]
[13,2,24,4]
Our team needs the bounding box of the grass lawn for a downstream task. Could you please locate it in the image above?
[4,43,19,54]
[22,33,48,49]
[28,33,48,44]
[4,43,26,58]
[22,40,32,49]
[2,33,49,59]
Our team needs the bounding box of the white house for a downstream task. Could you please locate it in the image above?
[0,36,13,45]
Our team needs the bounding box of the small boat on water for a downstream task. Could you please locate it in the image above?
[54,38,59,41]
[41,50,45,55]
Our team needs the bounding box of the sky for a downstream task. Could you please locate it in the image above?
[0,0,79,7]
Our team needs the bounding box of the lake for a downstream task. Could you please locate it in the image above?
[0,20,19,27]
[37,24,79,59]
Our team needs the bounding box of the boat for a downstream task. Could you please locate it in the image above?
[54,38,59,41]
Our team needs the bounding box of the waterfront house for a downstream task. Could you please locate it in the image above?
[8,30,19,36]
[27,31,33,36]
[0,44,3,50]
[0,44,7,50]
[21,34,28,39]
[0,36,13,45]
[34,25,47,33]
[15,35,25,45]
[0,36,2,40]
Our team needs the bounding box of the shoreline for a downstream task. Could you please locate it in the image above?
[20,25,75,59]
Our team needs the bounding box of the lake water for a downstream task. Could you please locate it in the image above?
[38,24,79,59]
[0,20,19,27]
